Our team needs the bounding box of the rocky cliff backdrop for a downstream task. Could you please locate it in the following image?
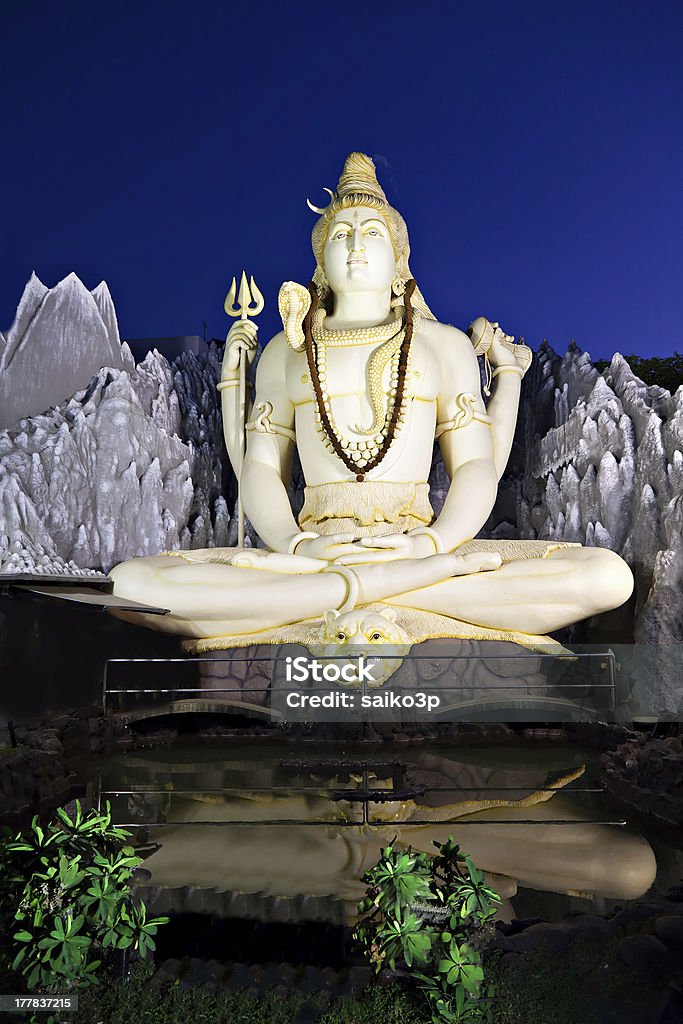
[1,274,681,655]
[0,274,233,578]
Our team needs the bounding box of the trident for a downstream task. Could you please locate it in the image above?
[224,271,264,547]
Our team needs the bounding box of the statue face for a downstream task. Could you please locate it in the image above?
[323,208,395,295]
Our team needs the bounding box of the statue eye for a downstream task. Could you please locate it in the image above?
[336,632,346,641]
[371,632,382,641]
[366,229,380,236]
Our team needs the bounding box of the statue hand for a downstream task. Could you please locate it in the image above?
[334,533,435,565]
[335,538,503,574]
[295,533,371,561]
[336,533,505,565]
[488,323,532,374]
[448,551,502,575]
[223,320,259,374]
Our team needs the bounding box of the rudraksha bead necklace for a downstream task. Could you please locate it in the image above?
[303,279,417,482]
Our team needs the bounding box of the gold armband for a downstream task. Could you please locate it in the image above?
[245,401,296,442]
[435,392,493,439]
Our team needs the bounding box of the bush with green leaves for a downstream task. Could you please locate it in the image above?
[0,801,167,992]
[353,836,501,1024]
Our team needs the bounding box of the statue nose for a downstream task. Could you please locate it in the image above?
[350,229,365,251]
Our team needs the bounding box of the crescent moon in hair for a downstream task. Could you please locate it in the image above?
[306,186,336,214]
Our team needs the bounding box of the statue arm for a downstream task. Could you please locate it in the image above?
[484,327,530,479]
[219,374,254,476]
[432,328,498,550]
[487,373,521,480]
[240,333,301,552]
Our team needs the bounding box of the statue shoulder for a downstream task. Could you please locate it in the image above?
[257,330,289,367]
[419,319,480,374]
[255,330,292,384]
[421,318,472,348]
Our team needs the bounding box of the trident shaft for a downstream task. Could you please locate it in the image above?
[224,272,264,547]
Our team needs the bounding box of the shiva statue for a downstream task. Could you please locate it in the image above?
[110,153,633,655]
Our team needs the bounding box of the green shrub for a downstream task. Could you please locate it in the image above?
[353,836,500,1023]
[0,801,167,994]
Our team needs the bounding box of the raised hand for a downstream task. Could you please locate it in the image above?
[488,322,532,374]
[222,319,259,374]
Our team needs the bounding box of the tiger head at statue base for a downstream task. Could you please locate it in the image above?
[309,606,412,688]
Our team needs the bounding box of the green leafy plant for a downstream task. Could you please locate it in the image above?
[353,836,500,1023]
[0,801,167,993]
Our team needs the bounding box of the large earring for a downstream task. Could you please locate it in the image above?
[313,264,329,301]
[391,273,406,297]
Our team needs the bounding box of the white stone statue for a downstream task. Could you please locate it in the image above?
[110,153,633,656]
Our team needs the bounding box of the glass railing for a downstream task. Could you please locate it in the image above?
[102,641,683,723]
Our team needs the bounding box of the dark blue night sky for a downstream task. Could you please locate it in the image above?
[2,0,681,359]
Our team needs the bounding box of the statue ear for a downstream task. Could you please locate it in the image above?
[324,609,340,628]
[381,608,398,623]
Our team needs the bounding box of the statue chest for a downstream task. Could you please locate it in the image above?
[285,337,438,409]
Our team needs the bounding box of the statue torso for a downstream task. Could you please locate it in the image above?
[285,320,443,486]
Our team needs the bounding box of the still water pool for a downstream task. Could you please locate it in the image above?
[78,740,661,931]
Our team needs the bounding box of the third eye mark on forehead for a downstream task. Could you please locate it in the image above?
[331,217,386,234]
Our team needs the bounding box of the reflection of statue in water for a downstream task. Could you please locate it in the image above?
[139,760,656,913]
[110,153,633,653]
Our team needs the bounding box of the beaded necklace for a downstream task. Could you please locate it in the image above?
[311,307,403,346]
[303,280,416,482]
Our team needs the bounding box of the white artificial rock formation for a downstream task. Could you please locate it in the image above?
[0,273,135,429]
[513,342,683,646]
[0,274,234,572]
